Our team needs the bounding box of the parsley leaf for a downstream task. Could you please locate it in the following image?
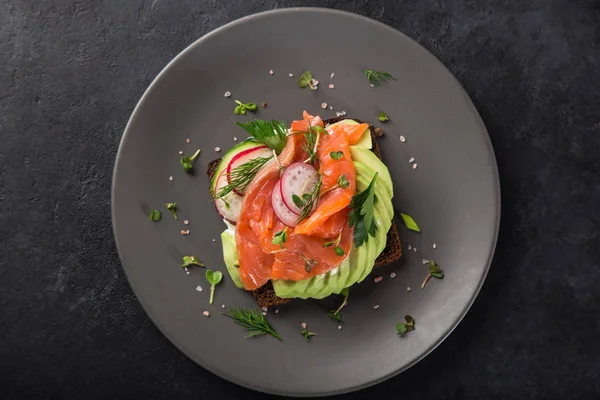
[348,173,379,247]
[235,120,288,154]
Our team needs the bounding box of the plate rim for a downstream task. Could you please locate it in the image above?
[111,7,501,397]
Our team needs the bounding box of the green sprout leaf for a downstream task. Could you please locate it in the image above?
[149,209,162,222]
[422,261,444,288]
[234,100,257,115]
[396,315,415,337]
[399,212,421,232]
[297,70,313,88]
[327,288,349,322]
[301,329,317,342]
[271,228,288,249]
[329,151,343,161]
[334,246,345,256]
[181,149,201,173]
[378,112,389,122]
[337,174,350,189]
[165,202,178,219]
[205,269,223,304]
[182,256,205,268]
[292,194,305,208]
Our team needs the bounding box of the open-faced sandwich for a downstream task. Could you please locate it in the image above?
[208,111,401,307]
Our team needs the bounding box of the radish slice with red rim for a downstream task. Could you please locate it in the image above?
[271,180,299,227]
[280,162,319,215]
[226,145,272,195]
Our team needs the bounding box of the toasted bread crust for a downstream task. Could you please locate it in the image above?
[207,118,401,307]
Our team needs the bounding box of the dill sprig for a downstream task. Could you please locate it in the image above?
[362,69,397,86]
[298,175,322,223]
[224,307,282,340]
[215,156,272,199]
[301,126,324,165]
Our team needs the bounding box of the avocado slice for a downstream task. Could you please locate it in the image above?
[350,146,393,193]
[353,161,393,200]
[220,230,244,289]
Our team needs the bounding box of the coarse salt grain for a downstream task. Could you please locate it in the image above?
[212,239,216,242]
[186,138,191,144]
[321,102,328,109]
[374,276,383,283]
[178,151,183,155]
[412,163,418,169]
[224,91,231,97]
[203,311,210,317]
[301,322,307,329]
[338,325,342,330]
[409,157,415,163]
[433,243,437,249]
[233,136,237,141]
[289,73,293,77]
[408,244,412,250]
[181,230,188,235]
[261,307,268,312]
[330,72,335,79]
[370,84,375,87]
[373,305,380,309]
[407,287,412,292]
[169,176,173,181]
[195,285,203,292]
[183,220,189,225]
[400,135,406,142]
[336,112,342,117]
[311,79,319,86]
[215,147,221,152]
[390,272,397,278]
[413,247,417,252]
[328,83,335,89]
[329,105,333,110]
[269,69,274,75]
[275,309,279,314]
[262,311,267,316]
[422,259,430,265]
[221,304,226,308]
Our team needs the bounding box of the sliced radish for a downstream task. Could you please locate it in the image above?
[280,162,319,215]
[214,171,244,223]
[271,181,299,227]
[226,145,272,195]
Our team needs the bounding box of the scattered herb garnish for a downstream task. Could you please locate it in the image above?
[236,120,288,154]
[421,260,444,289]
[378,112,389,122]
[334,246,345,256]
[323,231,345,256]
[348,173,379,247]
[205,269,223,304]
[224,307,282,340]
[271,227,288,248]
[399,212,421,232]
[298,175,323,222]
[329,151,343,161]
[234,100,257,115]
[302,255,318,273]
[301,126,324,165]
[181,149,201,173]
[149,209,162,222]
[301,329,317,342]
[327,288,349,322]
[337,174,350,189]
[297,70,317,90]
[396,315,415,337]
[215,156,273,199]
[182,255,205,268]
[362,69,397,86]
[165,202,178,219]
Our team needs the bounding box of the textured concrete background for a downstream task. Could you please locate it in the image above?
[1,1,599,399]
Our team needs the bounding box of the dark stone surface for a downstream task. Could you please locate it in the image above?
[1,0,599,399]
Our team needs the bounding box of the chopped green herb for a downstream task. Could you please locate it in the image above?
[292,194,305,208]
[301,329,317,342]
[149,209,162,222]
[297,70,316,90]
[181,149,201,173]
[348,173,379,247]
[421,260,444,288]
[334,246,345,256]
[235,120,288,154]
[337,174,350,189]
[329,151,343,161]
[182,256,204,268]
[327,287,349,322]
[378,112,389,122]
[362,69,397,86]
[399,212,421,232]
[165,202,178,219]
[205,269,223,304]
[396,315,415,337]
[271,228,288,248]
[234,100,257,115]
[215,156,272,199]
[224,307,281,340]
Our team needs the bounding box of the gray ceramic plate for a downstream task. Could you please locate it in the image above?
[112,8,500,397]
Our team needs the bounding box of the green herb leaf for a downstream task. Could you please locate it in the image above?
[399,212,421,232]
[348,173,379,247]
[215,156,273,199]
[297,70,313,88]
[362,69,397,86]
[396,315,415,337]
[180,149,201,173]
[205,269,223,304]
[236,120,288,154]
[337,174,350,189]
[328,287,349,322]
[182,256,205,268]
[271,228,288,248]
[334,246,345,256]
[329,151,343,161]
[292,194,305,208]
[421,261,444,288]
[233,100,256,115]
[323,241,335,248]
[165,202,178,219]
[378,112,389,122]
[301,329,317,342]
[245,103,257,111]
[149,209,162,222]
[224,307,282,340]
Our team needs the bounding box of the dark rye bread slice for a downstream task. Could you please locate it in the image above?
[207,118,402,307]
